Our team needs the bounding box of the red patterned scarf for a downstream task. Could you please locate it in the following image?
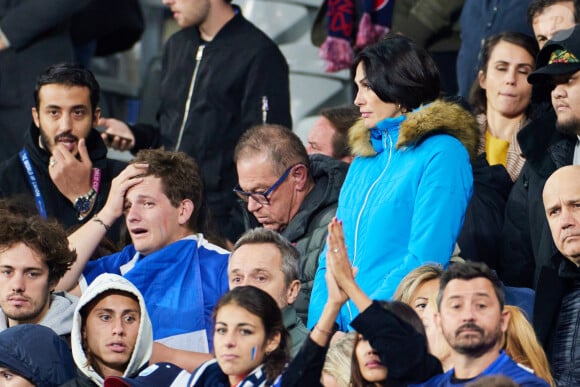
[320,0,394,72]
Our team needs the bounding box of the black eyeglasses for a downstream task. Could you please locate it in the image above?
[234,163,301,206]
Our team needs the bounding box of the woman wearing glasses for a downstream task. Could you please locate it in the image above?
[308,33,479,331]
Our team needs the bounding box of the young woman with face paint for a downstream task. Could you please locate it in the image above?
[187,257,349,387]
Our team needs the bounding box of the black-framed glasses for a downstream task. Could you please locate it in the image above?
[233,163,301,206]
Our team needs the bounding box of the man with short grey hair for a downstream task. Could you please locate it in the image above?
[228,227,309,358]
[234,124,348,323]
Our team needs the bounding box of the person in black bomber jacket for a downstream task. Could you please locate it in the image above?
[98,0,291,243]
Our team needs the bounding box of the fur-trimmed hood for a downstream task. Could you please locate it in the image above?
[349,99,479,160]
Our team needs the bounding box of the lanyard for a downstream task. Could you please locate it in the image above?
[19,149,102,218]
[19,149,47,218]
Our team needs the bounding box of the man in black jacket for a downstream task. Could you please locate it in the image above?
[99,0,291,243]
[536,165,580,384]
[500,24,580,288]
[0,63,125,242]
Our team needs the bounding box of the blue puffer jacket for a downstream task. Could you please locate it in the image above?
[0,324,76,386]
[308,100,479,330]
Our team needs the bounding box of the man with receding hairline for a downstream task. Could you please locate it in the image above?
[535,165,580,384]
[234,124,348,323]
[228,228,309,358]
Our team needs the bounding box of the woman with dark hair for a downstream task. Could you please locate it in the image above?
[308,33,478,330]
[349,301,429,387]
[458,32,538,266]
[469,32,538,181]
[189,277,348,387]
[188,286,289,386]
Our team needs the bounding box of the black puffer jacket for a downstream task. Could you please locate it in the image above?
[534,254,580,384]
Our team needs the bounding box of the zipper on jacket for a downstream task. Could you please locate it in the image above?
[352,131,393,266]
[175,44,205,151]
[347,130,394,322]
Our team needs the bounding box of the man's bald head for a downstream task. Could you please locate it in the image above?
[543,165,580,265]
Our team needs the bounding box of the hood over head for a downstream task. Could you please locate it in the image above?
[0,324,76,386]
[71,273,153,385]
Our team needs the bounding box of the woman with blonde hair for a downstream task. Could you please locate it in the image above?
[393,264,452,372]
[321,332,356,387]
[502,306,554,387]
[393,264,444,317]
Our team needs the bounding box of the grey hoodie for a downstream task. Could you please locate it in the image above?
[0,291,78,336]
[70,273,153,386]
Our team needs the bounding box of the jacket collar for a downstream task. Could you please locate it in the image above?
[349,99,479,160]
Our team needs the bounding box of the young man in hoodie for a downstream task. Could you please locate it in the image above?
[63,273,153,387]
[0,212,77,341]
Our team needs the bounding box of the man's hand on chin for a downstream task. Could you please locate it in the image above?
[49,138,93,204]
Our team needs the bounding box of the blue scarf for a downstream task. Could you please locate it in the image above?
[189,360,280,386]
[116,238,208,345]
[369,114,406,153]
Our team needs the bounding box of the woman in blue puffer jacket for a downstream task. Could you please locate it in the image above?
[308,33,479,331]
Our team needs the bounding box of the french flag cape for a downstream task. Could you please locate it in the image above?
[81,234,229,352]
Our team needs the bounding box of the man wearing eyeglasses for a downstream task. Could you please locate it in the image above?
[233,124,348,323]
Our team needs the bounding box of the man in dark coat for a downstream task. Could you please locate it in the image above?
[536,165,580,385]
[500,24,580,288]
[0,324,76,386]
[0,63,125,243]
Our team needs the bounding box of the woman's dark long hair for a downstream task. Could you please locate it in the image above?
[350,301,427,387]
[213,286,289,382]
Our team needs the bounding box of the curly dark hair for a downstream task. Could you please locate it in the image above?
[0,212,76,285]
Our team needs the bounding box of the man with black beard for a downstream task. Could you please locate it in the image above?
[0,63,125,242]
[413,262,548,386]
[500,25,580,289]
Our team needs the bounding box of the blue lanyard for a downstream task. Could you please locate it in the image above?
[18,149,47,218]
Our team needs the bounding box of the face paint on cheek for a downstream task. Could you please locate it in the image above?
[251,346,257,361]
